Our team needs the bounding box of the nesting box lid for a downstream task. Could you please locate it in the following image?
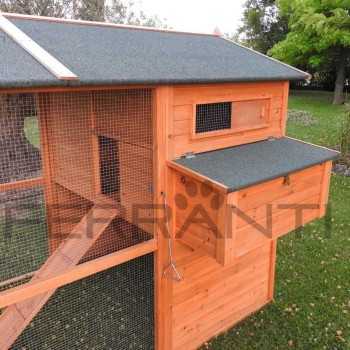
[173,137,339,192]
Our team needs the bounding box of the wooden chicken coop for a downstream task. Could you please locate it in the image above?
[0,13,339,350]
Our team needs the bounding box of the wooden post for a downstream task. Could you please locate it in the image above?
[267,239,277,300]
[319,160,332,217]
[280,81,290,136]
[153,86,174,350]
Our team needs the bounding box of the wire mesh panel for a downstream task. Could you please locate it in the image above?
[38,89,154,257]
[0,93,41,183]
[0,89,155,348]
[195,102,232,133]
[0,93,44,289]
[0,188,47,288]
[11,253,154,350]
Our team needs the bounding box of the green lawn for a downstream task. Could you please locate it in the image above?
[204,91,350,350]
[287,90,347,147]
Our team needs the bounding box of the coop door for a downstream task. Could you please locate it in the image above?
[0,89,155,349]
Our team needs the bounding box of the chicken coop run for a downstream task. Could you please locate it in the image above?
[0,13,339,350]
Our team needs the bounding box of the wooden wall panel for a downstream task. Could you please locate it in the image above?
[172,241,274,350]
[47,92,96,201]
[169,81,289,158]
[233,164,325,257]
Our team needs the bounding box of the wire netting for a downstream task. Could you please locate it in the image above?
[11,253,154,350]
[195,102,232,133]
[0,89,155,348]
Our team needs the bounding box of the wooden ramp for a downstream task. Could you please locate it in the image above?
[0,205,118,350]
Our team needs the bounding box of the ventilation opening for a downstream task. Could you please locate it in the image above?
[99,135,120,196]
[196,102,232,133]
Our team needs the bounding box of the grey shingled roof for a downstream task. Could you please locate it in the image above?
[174,137,339,192]
[0,16,308,88]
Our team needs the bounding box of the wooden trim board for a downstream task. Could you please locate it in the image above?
[0,177,43,192]
[167,161,228,194]
[153,86,174,350]
[3,12,218,37]
[0,13,78,80]
[0,239,157,309]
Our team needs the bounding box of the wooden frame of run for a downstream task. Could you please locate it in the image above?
[0,84,175,350]
[153,86,174,350]
[0,239,157,309]
[0,177,43,192]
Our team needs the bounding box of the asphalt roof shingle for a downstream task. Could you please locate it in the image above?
[0,16,309,88]
[174,137,339,192]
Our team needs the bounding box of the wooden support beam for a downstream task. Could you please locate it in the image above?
[0,239,157,309]
[281,81,290,136]
[319,160,333,217]
[0,14,78,80]
[267,239,277,300]
[154,86,174,350]
[0,177,43,192]
[167,160,228,194]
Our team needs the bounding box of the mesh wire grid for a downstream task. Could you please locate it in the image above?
[0,89,155,348]
[11,253,155,350]
[195,101,232,133]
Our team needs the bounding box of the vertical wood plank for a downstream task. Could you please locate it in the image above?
[153,86,174,350]
[319,160,332,217]
[280,81,290,136]
[267,239,277,300]
[216,192,236,266]
[90,93,102,195]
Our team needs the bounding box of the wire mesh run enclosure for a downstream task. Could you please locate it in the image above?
[0,89,155,349]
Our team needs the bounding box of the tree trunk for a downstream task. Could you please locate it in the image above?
[333,48,347,105]
[0,94,41,184]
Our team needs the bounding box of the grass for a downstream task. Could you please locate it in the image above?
[287,90,347,147]
[24,116,40,149]
[204,91,350,350]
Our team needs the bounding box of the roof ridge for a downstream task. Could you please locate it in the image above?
[3,12,219,37]
[221,37,310,80]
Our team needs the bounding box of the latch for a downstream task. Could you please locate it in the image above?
[283,175,291,186]
[181,152,196,159]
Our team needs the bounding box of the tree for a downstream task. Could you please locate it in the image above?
[269,0,350,105]
[238,0,288,53]
[0,0,70,17]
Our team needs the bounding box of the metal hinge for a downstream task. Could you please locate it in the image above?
[181,152,196,159]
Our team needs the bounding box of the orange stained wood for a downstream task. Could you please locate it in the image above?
[0,239,156,309]
[319,160,332,217]
[0,205,118,349]
[169,81,289,158]
[153,86,174,350]
[171,241,273,350]
[0,177,43,192]
[171,161,329,267]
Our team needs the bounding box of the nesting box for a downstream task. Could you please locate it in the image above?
[0,13,338,350]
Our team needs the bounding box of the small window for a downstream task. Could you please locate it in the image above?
[195,102,232,134]
[99,136,120,195]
